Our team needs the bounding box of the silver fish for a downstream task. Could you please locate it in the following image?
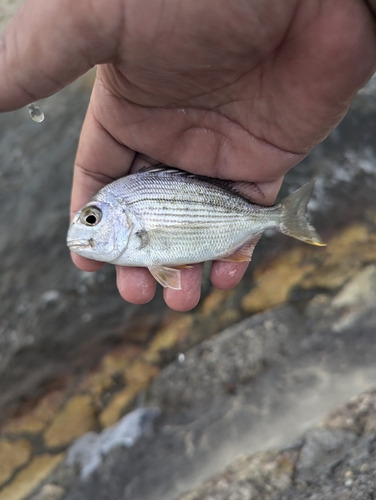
[67,166,325,289]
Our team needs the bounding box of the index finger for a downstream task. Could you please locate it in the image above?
[71,96,136,217]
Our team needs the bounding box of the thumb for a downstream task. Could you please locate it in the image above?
[0,0,121,111]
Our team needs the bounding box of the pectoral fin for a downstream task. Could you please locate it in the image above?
[149,265,183,290]
[219,234,262,262]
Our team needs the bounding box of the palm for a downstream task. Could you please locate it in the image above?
[89,0,375,180]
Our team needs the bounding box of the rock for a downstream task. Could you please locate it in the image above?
[320,388,376,436]
[332,265,376,310]
[99,363,160,427]
[29,484,65,500]
[330,264,376,332]
[44,396,96,449]
[0,83,166,423]
[60,291,376,500]
[283,432,376,499]
[175,409,376,500]
[1,390,66,435]
[66,407,161,479]
[0,438,32,487]
[0,454,64,500]
[295,428,357,479]
[151,306,294,411]
[179,449,298,500]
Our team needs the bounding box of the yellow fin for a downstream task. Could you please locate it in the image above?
[300,237,326,247]
[149,265,182,290]
[219,234,262,262]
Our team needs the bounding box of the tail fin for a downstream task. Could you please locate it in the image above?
[279,181,326,247]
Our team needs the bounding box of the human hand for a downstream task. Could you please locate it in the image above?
[1,0,375,311]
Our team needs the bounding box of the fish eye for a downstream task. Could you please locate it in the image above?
[80,206,102,226]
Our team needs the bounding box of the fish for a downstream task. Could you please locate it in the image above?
[67,165,325,290]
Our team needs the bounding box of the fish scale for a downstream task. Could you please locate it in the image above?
[67,166,325,290]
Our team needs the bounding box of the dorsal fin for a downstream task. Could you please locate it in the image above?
[137,164,186,175]
[137,164,264,203]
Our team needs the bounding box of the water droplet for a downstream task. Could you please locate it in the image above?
[82,313,93,323]
[27,102,44,123]
[39,290,60,305]
[178,353,185,363]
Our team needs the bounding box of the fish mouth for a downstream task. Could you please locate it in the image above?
[67,238,95,250]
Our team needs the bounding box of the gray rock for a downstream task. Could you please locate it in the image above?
[66,407,161,479]
[29,484,65,500]
[175,426,376,500]
[283,432,376,500]
[175,390,376,500]
[295,428,357,479]
[320,389,376,436]
[151,308,293,411]
[179,449,299,500]
[330,264,376,332]
[62,294,376,500]
[0,83,165,421]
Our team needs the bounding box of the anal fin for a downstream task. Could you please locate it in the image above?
[149,265,182,290]
[219,233,262,262]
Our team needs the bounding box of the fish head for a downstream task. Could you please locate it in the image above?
[67,197,131,262]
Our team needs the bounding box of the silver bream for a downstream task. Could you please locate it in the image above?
[67,166,325,289]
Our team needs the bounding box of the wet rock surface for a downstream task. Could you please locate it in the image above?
[0,83,166,421]
[176,421,376,500]
[60,292,376,500]
[0,61,376,500]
